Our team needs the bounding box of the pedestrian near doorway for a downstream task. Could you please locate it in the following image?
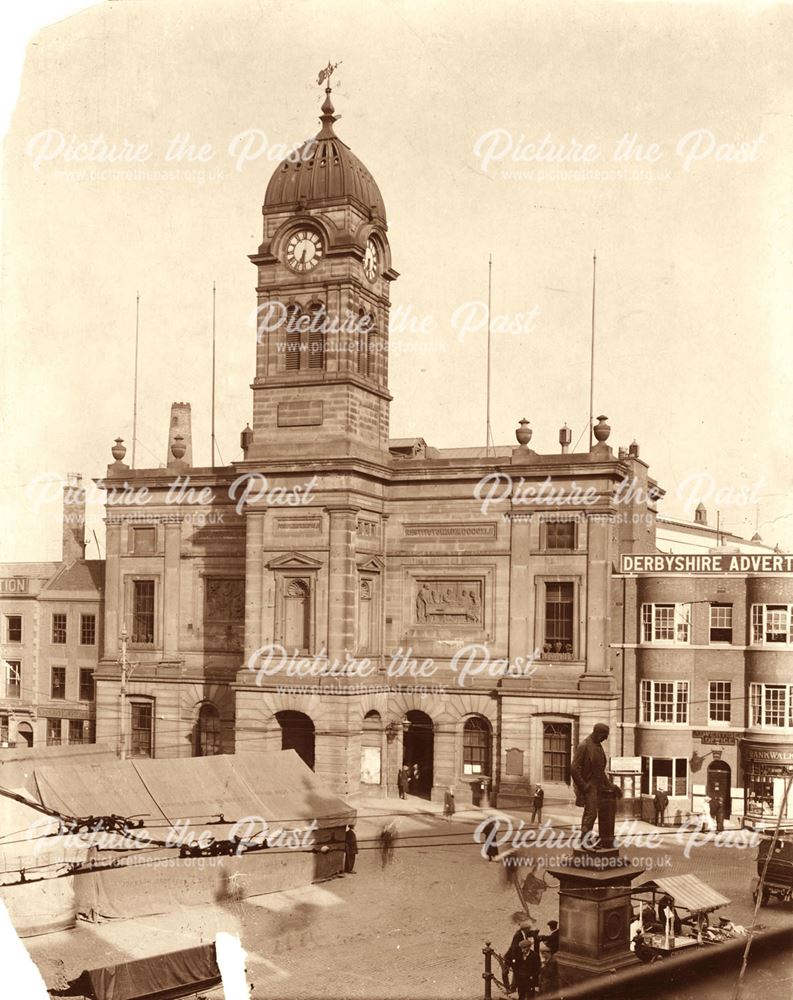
[410,763,421,795]
[344,823,358,874]
[443,786,455,821]
[711,794,725,832]
[397,765,409,799]
[531,784,544,824]
[653,787,669,826]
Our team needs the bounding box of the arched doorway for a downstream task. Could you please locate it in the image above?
[194,703,221,756]
[276,710,315,770]
[403,710,433,798]
[17,722,33,748]
[706,759,732,819]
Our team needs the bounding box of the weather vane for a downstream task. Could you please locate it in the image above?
[317,61,341,88]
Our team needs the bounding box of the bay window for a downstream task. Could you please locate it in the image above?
[640,679,689,724]
[641,603,691,644]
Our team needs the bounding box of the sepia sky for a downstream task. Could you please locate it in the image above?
[2,0,792,561]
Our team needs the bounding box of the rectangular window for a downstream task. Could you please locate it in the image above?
[749,683,793,729]
[640,679,689,724]
[640,756,688,796]
[544,582,574,656]
[46,718,62,746]
[132,580,155,644]
[80,614,96,645]
[5,616,22,642]
[708,681,732,723]
[68,720,86,744]
[709,604,733,643]
[79,669,95,702]
[0,714,8,744]
[542,722,572,783]
[51,613,67,644]
[132,526,156,555]
[545,520,576,551]
[751,605,793,646]
[641,603,691,644]
[130,701,153,758]
[5,661,21,698]
[51,666,66,700]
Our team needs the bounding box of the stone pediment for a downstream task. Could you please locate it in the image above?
[357,555,385,573]
[266,551,323,570]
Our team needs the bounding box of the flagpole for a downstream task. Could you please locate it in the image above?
[588,251,597,451]
[132,292,139,469]
[211,281,216,468]
[486,254,493,456]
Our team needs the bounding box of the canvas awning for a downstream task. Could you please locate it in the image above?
[634,873,730,913]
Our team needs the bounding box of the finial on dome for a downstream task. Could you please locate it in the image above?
[316,61,341,137]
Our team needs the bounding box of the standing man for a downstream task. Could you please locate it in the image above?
[531,784,544,824]
[505,920,541,999]
[443,786,456,821]
[570,723,620,841]
[653,787,669,827]
[344,823,358,874]
[540,920,559,954]
[397,765,408,800]
[711,794,725,833]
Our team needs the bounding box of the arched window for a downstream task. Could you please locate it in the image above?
[283,578,310,652]
[463,716,491,776]
[276,710,315,770]
[195,703,221,757]
[365,315,377,379]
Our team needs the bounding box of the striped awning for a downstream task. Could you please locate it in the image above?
[634,874,731,913]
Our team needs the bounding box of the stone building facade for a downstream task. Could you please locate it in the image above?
[0,477,102,749]
[92,85,666,807]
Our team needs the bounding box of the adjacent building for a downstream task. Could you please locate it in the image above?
[0,476,102,749]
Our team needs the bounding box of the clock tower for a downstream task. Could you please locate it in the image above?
[247,83,397,460]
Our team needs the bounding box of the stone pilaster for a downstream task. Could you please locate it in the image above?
[103,520,122,658]
[162,519,181,659]
[325,506,359,663]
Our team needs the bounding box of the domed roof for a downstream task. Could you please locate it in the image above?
[264,89,386,222]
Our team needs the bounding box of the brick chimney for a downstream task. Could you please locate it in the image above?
[62,473,86,563]
[167,402,193,467]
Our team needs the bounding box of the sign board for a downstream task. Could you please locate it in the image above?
[0,577,28,594]
[610,756,642,774]
[692,730,740,745]
[620,553,793,574]
[360,746,381,785]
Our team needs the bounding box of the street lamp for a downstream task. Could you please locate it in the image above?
[690,748,723,772]
[385,719,410,742]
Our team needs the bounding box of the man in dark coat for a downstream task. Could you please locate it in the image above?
[540,920,559,954]
[538,941,560,993]
[570,723,616,838]
[397,765,409,799]
[653,788,669,826]
[531,785,544,824]
[506,922,541,999]
[344,823,358,873]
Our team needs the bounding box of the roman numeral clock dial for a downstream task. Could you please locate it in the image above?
[286,229,323,272]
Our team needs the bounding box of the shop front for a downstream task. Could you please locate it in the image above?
[742,740,793,829]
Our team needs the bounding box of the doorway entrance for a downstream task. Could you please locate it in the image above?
[706,759,732,819]
[403,710,433,798]
[276,710,315,771]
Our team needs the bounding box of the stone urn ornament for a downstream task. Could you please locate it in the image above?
[593,415,611,443]
[515,418,532,446]
[111,438,127,462]
[171,435,187,460]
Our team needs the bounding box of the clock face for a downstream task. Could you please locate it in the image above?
[363,238,379,281]
[286,229,323,272]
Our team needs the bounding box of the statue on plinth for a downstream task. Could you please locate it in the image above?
[570,723,623,849]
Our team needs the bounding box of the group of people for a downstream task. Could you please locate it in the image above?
[397,763,423,798]
[504,919,559,999]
